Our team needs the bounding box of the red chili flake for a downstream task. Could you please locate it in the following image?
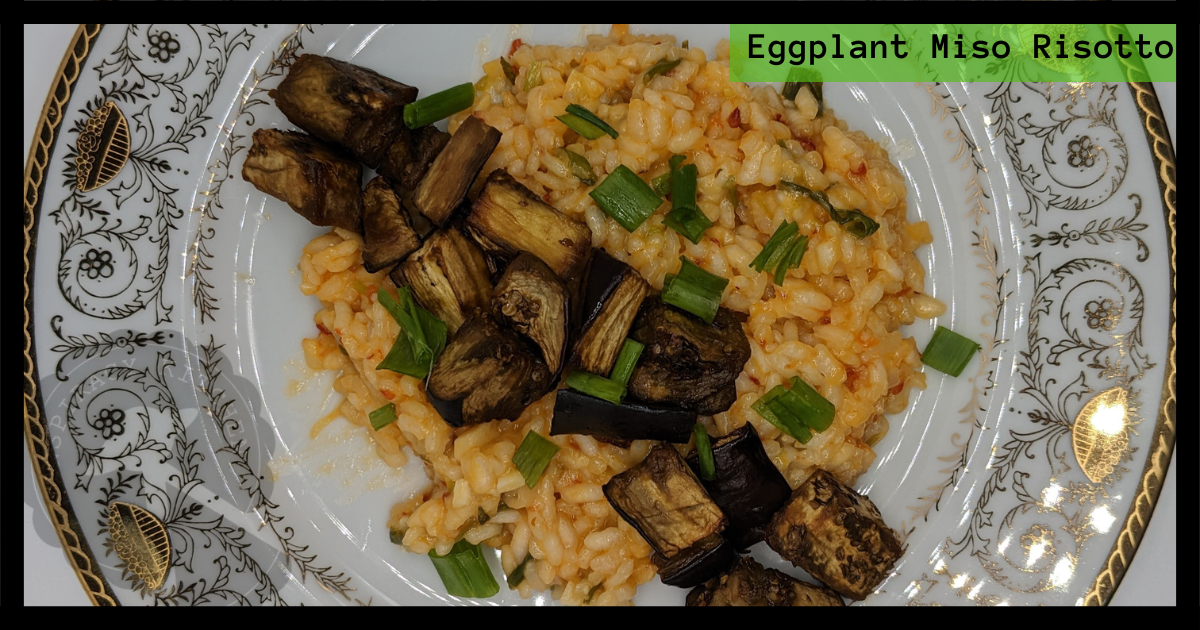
[852,162,867,176]
[509,39,523,57]
[748,374,761,386]
[316,323,330,335]
[774,113,783,122]
[543,193,553,203]
[818,316,831,325]
[727,108,741,128]
[798,138,816,153]
[382,390,396,400]
[889,380,905,396]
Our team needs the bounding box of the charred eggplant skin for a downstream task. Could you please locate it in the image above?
[391,229,492,334]
[361,176,422,273]
[379,125,451,192]
[270,54,418,167]
[426,315,551,427]
[241,129,363,232]
[686,423,792,550]
[765,469,903,601]
[412,116,501,226]
[493,253,569,375]
[627,299,751,415]
[570,251,650,376]
[652,533,736,589]
[603,443,726,558]
[686,556,845,606]
[550,388,695,443]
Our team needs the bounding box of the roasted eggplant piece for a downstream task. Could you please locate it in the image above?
[652,532,736,588]
[269,54,418,168]
[391,229,492,334]
[467,170,592,283]
[411,116,501,226]
[686,423,792,550]
[493,253,569,375]
[603,443,725,558]
[242,129,363,232]
[627,299,751,415]
[765,469,903,601]
[550,388,695,443]
[426,315,551,427]
[571,251,650,375]
[378,124,451,192]
[361,177,421,273]
[686,556,844,607]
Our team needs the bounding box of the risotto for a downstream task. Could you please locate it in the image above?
[297,26,940,605]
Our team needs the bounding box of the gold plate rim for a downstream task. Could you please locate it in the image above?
[22,25,1176,606]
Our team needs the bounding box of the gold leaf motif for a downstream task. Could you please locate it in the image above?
[75,101,130,192]
[108,501,171,590]
[1071,387,1130,483]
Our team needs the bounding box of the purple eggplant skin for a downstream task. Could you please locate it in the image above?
[550,388,695,443]
[652,533,737,589]
[687,423,792,550]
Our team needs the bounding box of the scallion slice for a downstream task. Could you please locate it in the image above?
[589,165,663,232]
[403,82,474,129]
[564,371,626,404]
[609,339,645,386]
[694,424,716,481]
[500,57,517,83]
[512,431,561,488]
[777,376,835,433]
[428,539,500,598]
[506,555,534,589]
[681,40,689,50]
[752,385,812,444]
[749,221,800,272]
[779,181,879,239]
[369,403,397,431]
[377,287,448,379]
[651,172,672,197]
[773,234,809,285]
[644,57,683,84]
[661,256,729,324]
[663,165,711,243]
[563,149,597,185]
[477,507,490,525]
[524,61,543,92]
[389,527,404,545]
[668,154,686,171]
[921,325,981,377]
[565,104,618,138]
[556,113,606,140]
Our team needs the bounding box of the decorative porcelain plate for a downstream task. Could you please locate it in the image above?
[24,24,1175,606]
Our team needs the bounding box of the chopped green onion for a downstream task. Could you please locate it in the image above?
[377,287,448,379]
[369,403,397,431]
[777,376,835,433]
[389,527,404,545]
[644,57,683,84]
[524,61,543,92]
[506,555,534,589]
[669,154,686,171]
[609,339,645,386]
[428,539,500,598]
[752,385,811,444]
[512,431,560,488]
[782,67,824,115]
[661,256,729,324]
[725,177,738,206]
[500,57,517,83]
[773,235,809,285]
[564,371,626,404]
[693,424,716,481]
[664,206,713,245]
[921,325,981,377]
[589,165,663,232]
[477,507,490,524]
[337,343,349,356]
[403,82,474,129]
[584,583,603,604]
[565,104,618,139]
[556,113,606,140]
[779,181,879,239]
[352,280,368,295]
[681,40,689,50]
[562,149,597,186]
[651,172,672,197]
[664,165,711,243]
[749,221,800,272]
